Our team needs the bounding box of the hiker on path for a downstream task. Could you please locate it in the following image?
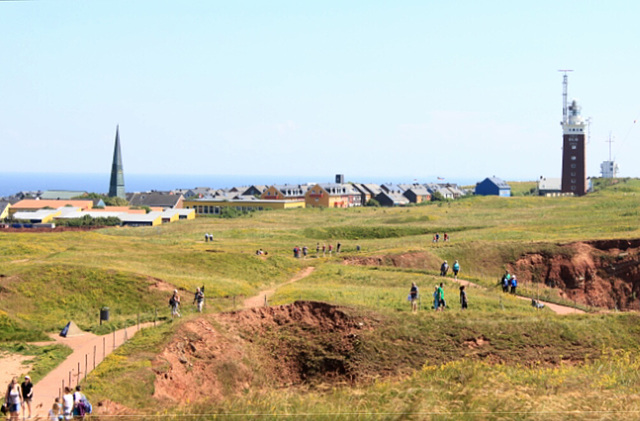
[437,283,446,310]
[302,246,308,259]
[62,387,73,420]
[5,377,22,421]
[316,243,320,257]
[193,287,205,312]
[433,286,440,310]
[409,282,419,313]
[73,385,88,419]
[47,398,61,421]
[21,375,33,419]
[328,244,333,256]
[460,285,468,310]
[452,260,460,280]
[170,290,181,318]
[322,244,326,257]
[510,275,518,295]
[440,260,449,277]
[501,272,511,293]
[444,232,449,242]
[336,242,341,253]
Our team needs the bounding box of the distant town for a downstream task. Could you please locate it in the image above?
[1,73,623,229]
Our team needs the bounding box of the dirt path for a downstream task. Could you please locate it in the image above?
[243,267,315,309]
[30,322,156,419]
[451,276,585,314]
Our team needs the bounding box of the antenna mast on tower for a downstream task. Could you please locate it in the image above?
[558,69,573,124]
[606,132,615,161]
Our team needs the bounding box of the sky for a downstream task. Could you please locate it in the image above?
[1,0,639,182]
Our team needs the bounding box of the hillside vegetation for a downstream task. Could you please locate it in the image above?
[1,178,640,419]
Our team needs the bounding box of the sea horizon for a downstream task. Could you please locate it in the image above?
[0,172,487,198]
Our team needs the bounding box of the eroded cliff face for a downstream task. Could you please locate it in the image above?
[509,240,640,310]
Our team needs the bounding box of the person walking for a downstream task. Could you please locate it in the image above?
[433,286,440,310]
[62,387,73,420]
[409,282,419,313]
[437,283,446,311]
[440,260,449,277]
[328,244,333,256]
[452,260,460,280]
[501,272,511,293]
[47,398,61,421]
[510,274,518,295]
[460,285,468,310]
[302,246,308,259]
[5,377,22,421]
[73,385,87,419]
[193,287,204,313]
[316,243,320,257]
[21,375,33,419]
[170,290,181,318]
[336,242,341,253]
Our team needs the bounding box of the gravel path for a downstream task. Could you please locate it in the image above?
[243,267,315,309]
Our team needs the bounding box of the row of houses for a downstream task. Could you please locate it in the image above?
[180,181,469,215]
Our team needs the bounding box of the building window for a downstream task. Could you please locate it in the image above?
[571,164,576,168]
[571,144,577,150]
[571,172,576,176]
[571,186,576,191]
[571,179,576,183]
[571,156,577,161]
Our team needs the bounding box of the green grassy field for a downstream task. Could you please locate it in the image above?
[1,178,640,419]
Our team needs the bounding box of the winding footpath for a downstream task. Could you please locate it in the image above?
[453,277,585,315]
[30,322,156,419]
[27,268,316,419]
[243,266,315,309]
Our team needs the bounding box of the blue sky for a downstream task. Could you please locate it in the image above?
[1,1,639,182]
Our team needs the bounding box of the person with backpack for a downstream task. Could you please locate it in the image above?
[460,285,468,310]
[409,282,419,313]
[452,260,460,280]
[501,272,511,293]
[437,283,446,311]
[170,290,181,318]
[193,287,205,313]
[73,385,91,419]
[510,274,518,294]
[433,285,440,310]
[440,260,449,277]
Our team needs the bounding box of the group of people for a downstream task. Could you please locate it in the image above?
[4,376,32,421]
[501,271,518,294]
[432,232,450,243]
[203,233,213,242]
[439,260,461,280]
[408,282,468,312]
[4,377,90,420]
[169,286,205,318]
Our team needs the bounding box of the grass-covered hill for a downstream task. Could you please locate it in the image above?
[1,178,640,419]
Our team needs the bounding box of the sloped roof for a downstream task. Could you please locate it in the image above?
[127,192,183,208]
[40,190,87,200]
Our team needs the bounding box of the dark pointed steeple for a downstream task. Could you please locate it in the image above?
[108,125,125,199]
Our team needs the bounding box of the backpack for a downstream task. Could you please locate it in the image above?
[169,296,176,307]
[81,397,92,415]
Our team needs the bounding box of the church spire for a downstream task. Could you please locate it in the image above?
[108,125,125,199]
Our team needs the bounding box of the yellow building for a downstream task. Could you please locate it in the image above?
[0,202,10,220]
[184,197,305,215]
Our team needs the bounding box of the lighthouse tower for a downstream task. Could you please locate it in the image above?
[560,74,587,195]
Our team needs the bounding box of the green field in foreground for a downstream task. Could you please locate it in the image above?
[1,178,640,419]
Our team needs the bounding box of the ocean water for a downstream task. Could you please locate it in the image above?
[0,173,477,198]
